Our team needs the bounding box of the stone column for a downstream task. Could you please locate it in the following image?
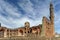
[4,29,7,37]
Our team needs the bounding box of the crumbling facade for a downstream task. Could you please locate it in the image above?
[0,3,55,38]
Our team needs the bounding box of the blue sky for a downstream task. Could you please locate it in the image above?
[0,0,60,34]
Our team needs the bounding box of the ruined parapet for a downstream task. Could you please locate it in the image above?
[41,16,47,37]
[41,16,50,37]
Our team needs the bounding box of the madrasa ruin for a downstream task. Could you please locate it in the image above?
[0,2,55,38]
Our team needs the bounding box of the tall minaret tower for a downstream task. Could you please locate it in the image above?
[49,2,55,37]
[50,2,54,24]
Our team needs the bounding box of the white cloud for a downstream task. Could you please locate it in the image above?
[0,0,21,18]
[18,0,50,19]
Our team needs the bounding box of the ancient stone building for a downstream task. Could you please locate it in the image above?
[0,3,55,38]
[41,2,55,38]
